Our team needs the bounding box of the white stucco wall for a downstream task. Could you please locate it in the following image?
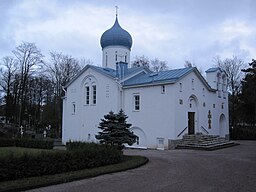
[123,84,177,149]
[102,46,130,69]
[62,68,229,149]
[122,70,229,149]
[173,71,229,139]
[62,68,120,144]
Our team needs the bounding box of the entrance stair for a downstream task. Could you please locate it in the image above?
[176,133,238,150]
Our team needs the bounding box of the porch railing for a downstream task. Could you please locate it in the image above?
[177,127,187,137]
[201,126,209,134]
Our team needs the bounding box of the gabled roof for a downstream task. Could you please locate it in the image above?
[65,65,215,92]
[123,67,215,92]
[124,66,149,77]
[64,65,116,88]
[90,65,116,78]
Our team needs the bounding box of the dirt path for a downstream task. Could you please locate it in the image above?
[26,141,256,192]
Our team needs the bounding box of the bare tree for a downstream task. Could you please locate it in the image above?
[79,57,94,67]
[184,60,193,68]
[213,56,245,95]
[0,56,18,123]
[184,60,203,74]
[12,42,44,126]
[213,55,245,127]
[44,52,81,137]
[150,58,169,72]
[131,55,150,68]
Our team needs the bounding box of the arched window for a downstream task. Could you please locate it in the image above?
[92,84,96,105]
[83,76,97,106]
[85,85,90,105]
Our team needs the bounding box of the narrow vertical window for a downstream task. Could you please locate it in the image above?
[106,54,108,67]
[179,83,183,92]
[134,95,140,111]
[92,85,96,104]
[192,79,194,90]
[161,85,166,94]
[125,55,127,62]
[86,86,90,105]
[72,103,76,114]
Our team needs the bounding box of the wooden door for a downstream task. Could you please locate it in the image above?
[188,112,195,134]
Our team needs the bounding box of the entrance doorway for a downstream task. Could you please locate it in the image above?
[188,112,195,134]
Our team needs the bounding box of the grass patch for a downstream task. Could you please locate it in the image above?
[0,155,148,192]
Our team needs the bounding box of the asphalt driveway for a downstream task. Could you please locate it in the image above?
[27,141,256,192]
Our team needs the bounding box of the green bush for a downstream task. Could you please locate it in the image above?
[0,138,15,147]
[0,142,123,181]
[15,138,54,149]
[0,138,54,149]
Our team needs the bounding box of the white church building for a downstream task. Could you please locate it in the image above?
[62,15,229,149]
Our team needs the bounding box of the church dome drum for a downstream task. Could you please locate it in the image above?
[100,17,133,50]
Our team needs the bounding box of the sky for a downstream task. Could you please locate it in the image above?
[0,0,255,72]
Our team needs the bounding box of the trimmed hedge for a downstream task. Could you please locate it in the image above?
[15,138,53,149]
[0,143,122,181]
[0,138,54,149]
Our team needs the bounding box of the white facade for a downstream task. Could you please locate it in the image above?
[62,16,229,149]
[102,46,131,69]
[62,64,229,149]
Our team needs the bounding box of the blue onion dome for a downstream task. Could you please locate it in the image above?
[100,17,133,50]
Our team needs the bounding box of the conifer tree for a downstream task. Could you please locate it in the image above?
[95,110,137,149]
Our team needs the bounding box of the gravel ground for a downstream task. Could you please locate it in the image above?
[26,140,256,192]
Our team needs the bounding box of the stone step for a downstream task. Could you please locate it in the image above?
[176,134,238,151]
[176,142,238,151]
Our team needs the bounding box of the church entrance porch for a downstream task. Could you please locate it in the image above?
[188,112,195,134]
[187,95,199,135]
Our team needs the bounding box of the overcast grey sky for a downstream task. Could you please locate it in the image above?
[0,0,255,71]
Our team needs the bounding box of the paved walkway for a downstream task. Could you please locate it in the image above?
[27,141,256,192]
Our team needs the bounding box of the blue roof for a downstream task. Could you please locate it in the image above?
[124,66,149,78]
[100,17,132,50]
[65,65,214,92]
[123,67,194,86]
[89,65,116,78]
